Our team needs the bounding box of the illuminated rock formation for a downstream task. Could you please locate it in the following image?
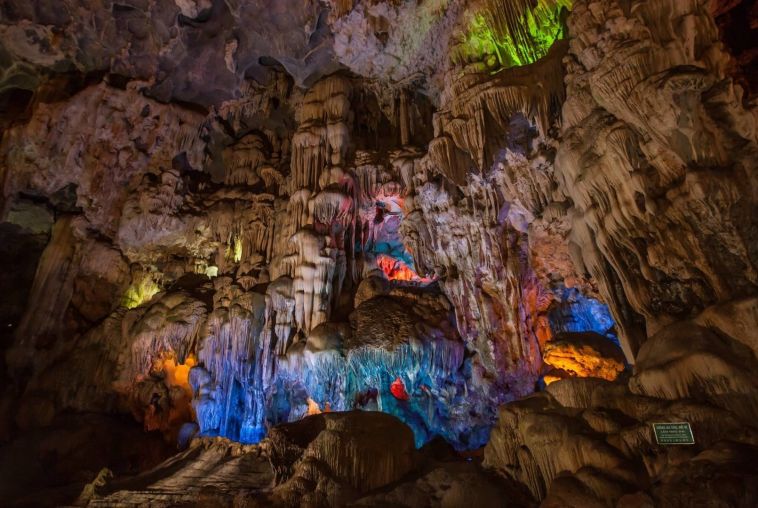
[0,0,756,506]
[485,325,758,506]
[555,0,758,358]
[542,332,626,385]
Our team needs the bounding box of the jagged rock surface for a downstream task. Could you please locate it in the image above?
[0,0,756,507]
[555,0,758,358]
[87,413,535,508]
[485,322,758,506]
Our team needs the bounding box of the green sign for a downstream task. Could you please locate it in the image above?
[652,422,695,445]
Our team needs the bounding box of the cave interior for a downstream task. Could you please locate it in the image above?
[0,0,757,506]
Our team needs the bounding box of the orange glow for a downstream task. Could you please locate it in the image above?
[141,352,197,438]
[162,353,197,393]
[535,316,553,348]
[306,398,331,415]
[542,343,624,382]
[306,398,321,415]
[376,254,433,283]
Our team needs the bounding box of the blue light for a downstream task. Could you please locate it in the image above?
[189,321,497,450]
[548,287,619,346]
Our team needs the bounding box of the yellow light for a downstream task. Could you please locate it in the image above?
[233,236,243,263]
[122,277,161,309]
[225,235,243,263]
[543,343,624,382]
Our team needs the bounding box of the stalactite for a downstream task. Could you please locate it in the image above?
[222,133,268,186]
[12,217,80,352]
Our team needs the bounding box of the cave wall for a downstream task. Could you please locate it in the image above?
[0,67,558,450]
[0,0,754,487]
[557,0,758,359]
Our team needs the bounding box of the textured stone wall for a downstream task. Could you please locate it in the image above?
[556,0,758,357]
[0,2,755,505]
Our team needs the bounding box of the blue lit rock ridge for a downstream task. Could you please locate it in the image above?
[190,282,485,448]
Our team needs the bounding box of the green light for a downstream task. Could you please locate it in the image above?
[454,0,571,71]
[524,0,572,61]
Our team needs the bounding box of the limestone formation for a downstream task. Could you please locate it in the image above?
[0,0,755,506]
[485,324,758,506]
[555,0,758,359]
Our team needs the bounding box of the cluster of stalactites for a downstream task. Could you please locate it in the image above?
[399,152,543,393]
[203,193,277,277]
[481,0,571,66]
[352,148,437,286]
[353,149,415,206]
[451,0,571,72]
[432,45,566,182]
[222,133,269,187]
[355,158,400,254]
[290,75,353,193]
[266,75,357,337]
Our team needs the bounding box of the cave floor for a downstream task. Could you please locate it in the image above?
[86,441,273,507]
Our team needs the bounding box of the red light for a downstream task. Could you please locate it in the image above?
[376,254,432,283]
[390,377,410,400]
